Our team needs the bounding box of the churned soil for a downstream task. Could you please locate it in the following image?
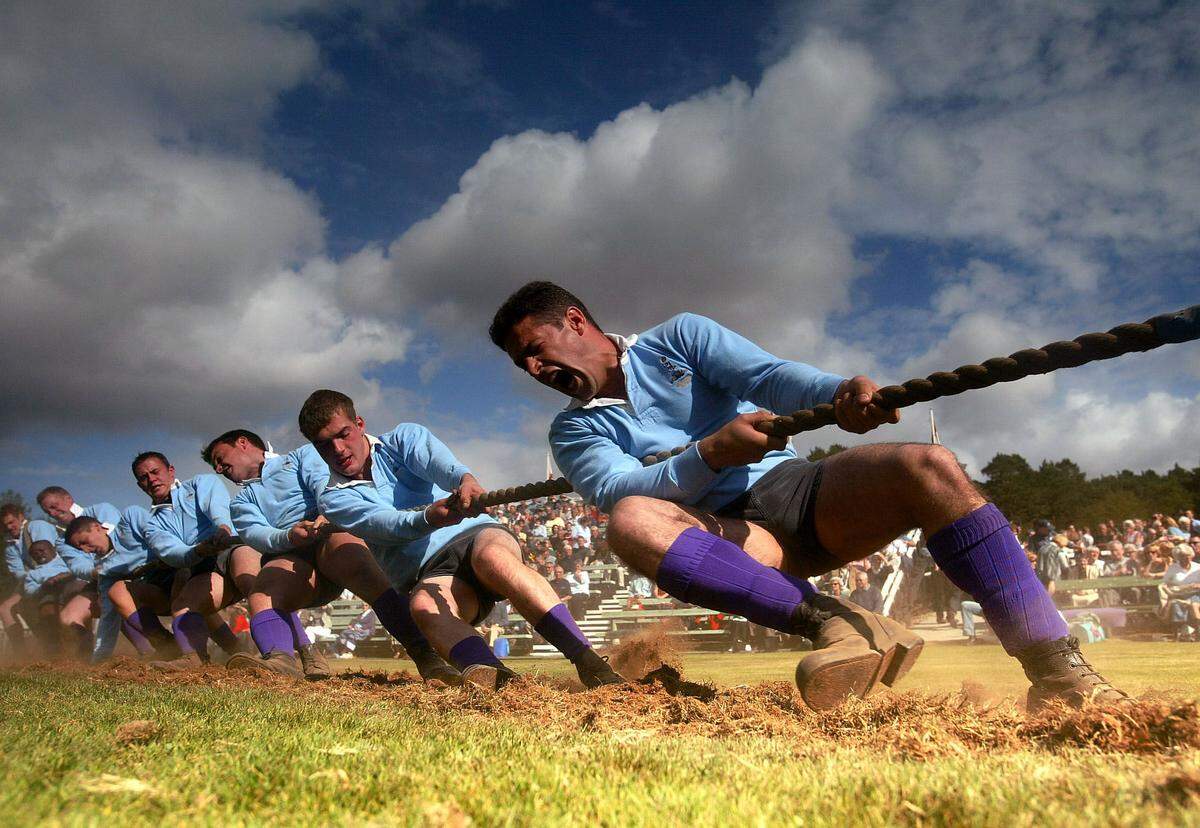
[8,644,1199,759]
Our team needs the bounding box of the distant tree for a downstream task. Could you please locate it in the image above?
[806,444,848,462]
[0,490,27,513]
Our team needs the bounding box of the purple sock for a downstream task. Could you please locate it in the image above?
[210,622,239,653]
[249,609,294,656]
[656,527,817,633]
[372,588,433,653]
[448,635,504,671]
[123,609,170,655]
[121,619,155,655]
[927,503,1068,655]
[533,603,591,662]
[172,612,209,656]
[288,612,311,648]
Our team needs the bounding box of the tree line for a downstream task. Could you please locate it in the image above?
[806,446,1200,528]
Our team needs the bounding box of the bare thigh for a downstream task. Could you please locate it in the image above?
[251,555,318,614]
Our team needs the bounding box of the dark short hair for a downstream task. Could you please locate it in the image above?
[65,515,101,543]
[488,281,599,350]
[36,486,70,505]
[202,429,266,466]
[0,503,25,520]
[299,390,357,441]
[131,451,171,476]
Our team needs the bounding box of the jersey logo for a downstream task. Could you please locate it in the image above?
[658,356,692,387]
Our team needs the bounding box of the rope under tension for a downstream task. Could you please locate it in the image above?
[472,303,1199,509]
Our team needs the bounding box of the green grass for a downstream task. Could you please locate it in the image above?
[1,642,1197,827]
[358,638,1200,696]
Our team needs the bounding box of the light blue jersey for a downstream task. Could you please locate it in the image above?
[5,519,60,590]
[144,475,234,569]
[317,425,494,590]
[231,445,330,555]
[55,502,124,581]
[24,555,72,596]
[93,505,156,661]
[550,313,845,513]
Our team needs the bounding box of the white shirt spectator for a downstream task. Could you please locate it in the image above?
[570,519,592,545]
[628,575,653,598]
[1163,561,1200,586]
[566,570,590,595]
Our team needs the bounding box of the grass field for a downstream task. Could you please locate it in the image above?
[2,640,1198,826]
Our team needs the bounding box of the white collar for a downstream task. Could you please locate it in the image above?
[69,503,85,518]
[239,450,281,487]
[325,434,383,489]
[566,333,637,411]
[150,479,184,513]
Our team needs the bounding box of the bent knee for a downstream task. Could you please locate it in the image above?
[894,443,965,486]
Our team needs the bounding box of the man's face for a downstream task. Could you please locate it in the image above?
[1,513,22,539]
[68,523,111,556]
[133,457,177,502]
[503,309,610,402]
[39,492,75,526]
[310,410,370,478]
[209,437,265,484]
[554,566,564,578]
[855,573,869,589]
[28,541,55,565]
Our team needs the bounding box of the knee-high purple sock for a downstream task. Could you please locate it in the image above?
[926,503,1068,655]
[656,527,817,633]
[172,612,209,656]
[533,603,591,662]
[372,588,434,653]
[123,609,169,654]
[121,619,155,655]
[287,612,311,648]
[210,622,239,653]
[448,635,504,671]
[249,609,294,656]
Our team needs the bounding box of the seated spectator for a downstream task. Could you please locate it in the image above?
[848,571,883,614]
[1070,547,1104,607]
[959,599,986,643]
[1161,544,1200,641]
[564,562,591,619]
[548,564,572,601]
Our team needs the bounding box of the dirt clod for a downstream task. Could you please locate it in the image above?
[115,720,161,745]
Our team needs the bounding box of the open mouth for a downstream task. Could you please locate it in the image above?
[549,368,580,396]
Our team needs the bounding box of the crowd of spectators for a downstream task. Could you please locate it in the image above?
[1020,512,1200,640]
[301,496,1200,653]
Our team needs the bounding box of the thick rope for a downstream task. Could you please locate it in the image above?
[468,303,1198,509]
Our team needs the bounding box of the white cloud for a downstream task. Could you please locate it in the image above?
[0,0,409,435]
[371,32,889,353]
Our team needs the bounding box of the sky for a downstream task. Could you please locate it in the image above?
[1,0,1198,513]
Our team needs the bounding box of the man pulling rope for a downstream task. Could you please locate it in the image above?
[487,284,1197,711]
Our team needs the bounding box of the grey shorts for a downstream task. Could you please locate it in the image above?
[130,564,179,596]
[714,458,843,578]
[416,524,515,625]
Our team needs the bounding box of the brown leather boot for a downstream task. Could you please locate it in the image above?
[461,663,519,691]
[149,651,204,672]
[226,651,305,679]
[297,645,332,681]
[1016,636,1130,712]
[792,595,924,710]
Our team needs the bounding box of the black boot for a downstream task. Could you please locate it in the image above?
[573,648,624,688]
[1016,636,1130,712]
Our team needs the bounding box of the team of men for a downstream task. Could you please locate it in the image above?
[0,282,1130,709]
